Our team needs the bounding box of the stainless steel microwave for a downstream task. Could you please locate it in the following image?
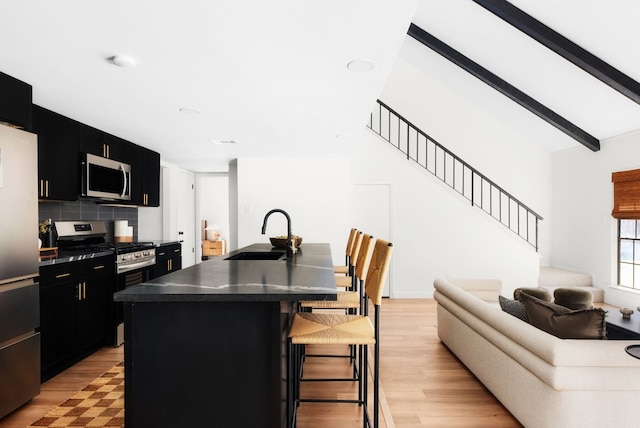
[81,153,131,201]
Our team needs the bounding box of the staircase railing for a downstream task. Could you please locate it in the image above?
[367,99,542,251]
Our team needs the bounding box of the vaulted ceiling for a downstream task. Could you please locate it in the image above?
[1,1,639,172]
[409,0,640,153]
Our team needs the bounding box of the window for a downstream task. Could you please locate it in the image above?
[613,169,640,289]
[618,220,640,289]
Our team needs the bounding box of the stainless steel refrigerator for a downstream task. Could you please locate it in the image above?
[0,124,40,418]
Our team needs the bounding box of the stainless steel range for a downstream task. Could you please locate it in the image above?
[55,221,156,345]
[56,221,156,271]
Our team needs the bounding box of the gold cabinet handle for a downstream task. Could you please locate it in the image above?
[77,283,82,301]
[40,179,50,198]
[93,265,105,270]
[56,273,71,279]
[83,282,86,300]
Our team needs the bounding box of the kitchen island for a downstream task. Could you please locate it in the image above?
[113,243,336,428]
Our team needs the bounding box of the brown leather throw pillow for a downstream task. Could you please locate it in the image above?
[519,293,607,339]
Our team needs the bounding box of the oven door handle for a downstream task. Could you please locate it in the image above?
[120,164,128,198]
[117,260,154,274]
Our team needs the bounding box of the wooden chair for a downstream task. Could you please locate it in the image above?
[288,239,393,428]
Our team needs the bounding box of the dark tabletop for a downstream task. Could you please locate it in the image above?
[606,309,640,334]
[113,243,337,302]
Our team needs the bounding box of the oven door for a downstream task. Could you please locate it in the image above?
[112,264,154,346]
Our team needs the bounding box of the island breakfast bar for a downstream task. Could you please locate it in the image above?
[113,243,337,428]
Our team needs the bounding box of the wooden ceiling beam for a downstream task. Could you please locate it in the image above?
[407,23,600,151]
[473,0,640,105]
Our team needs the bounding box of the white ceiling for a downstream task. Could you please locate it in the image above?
[410,0,640,152]
[1,0,639,172]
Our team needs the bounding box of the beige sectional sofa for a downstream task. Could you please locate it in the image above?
[433,277,640,428]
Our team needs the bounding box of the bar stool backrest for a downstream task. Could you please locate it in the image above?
[353,234,374,281]
[364,239,393,306]
[344,228,358,260]
[349,231,364,268]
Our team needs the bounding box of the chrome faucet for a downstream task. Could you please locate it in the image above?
[261,208,296,256]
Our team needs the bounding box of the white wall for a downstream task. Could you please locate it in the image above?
[233,158,352,265]
[551,130,640,308]
[353,129,540,298]
[349,55,551,297]
[379,56,553,260]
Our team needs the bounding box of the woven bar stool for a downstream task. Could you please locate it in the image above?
[288,239,393,428]
[298,234,374,369]
[334,228,358,277]
[300,233,374,313]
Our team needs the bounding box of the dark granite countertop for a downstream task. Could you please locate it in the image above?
[151,240,181,247]
[39,250,115,267]
[113,243,337,302]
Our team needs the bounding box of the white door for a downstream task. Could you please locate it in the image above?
[353,184,391,297]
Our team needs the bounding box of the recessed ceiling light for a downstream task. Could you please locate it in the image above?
[210,139,238,145]
[347,59,376,72]
[108,55,136,68]
[179,107,201,115]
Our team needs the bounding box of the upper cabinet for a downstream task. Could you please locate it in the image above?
[80,123,107,158]
[0,71,32,130]
[33,104,161,206]
[139,147,160,207]
[33,105,81,201]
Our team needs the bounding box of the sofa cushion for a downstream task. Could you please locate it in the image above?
[514,287,552,302]
[519,293,607,339]
[498,295,529,322]
[553,287,594,310]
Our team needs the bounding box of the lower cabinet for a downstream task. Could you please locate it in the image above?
[39,255,114,381]
[154,243,182,278]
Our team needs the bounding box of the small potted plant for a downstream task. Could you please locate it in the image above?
[39,219,54,248]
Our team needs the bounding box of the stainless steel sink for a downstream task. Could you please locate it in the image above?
[224,251,286,261]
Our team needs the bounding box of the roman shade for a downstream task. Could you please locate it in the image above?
[612,168,640,219]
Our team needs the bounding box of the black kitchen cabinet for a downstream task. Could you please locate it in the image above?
[39,256,114,381]
[154,243,182,278]
[0,70,32,130]
[139,147,160,206]
[81,130,160,207]
[33,104,161,205]
[76,259,111,352]
[79,122,107,158]
[33,105,81,201]
[80,128,129,161]
[102,132,139,162]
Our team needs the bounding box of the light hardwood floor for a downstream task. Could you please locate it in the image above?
[1,299,520,427]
